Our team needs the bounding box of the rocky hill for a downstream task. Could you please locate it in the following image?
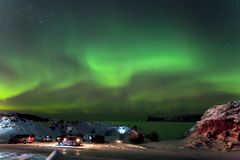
[185,100,240,150]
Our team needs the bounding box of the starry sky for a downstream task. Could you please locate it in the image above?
[0,0,240,120]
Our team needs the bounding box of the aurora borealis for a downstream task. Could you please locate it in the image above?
[0,0,240,120]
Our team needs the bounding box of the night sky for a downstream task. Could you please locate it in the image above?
[0,0,240,120]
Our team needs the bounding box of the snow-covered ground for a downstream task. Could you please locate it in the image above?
[0,151,47,160]
[4,141,146,150]
[2,141,240,160]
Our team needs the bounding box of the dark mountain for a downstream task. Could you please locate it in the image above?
[147,114,202,122]
[0,111,49,122]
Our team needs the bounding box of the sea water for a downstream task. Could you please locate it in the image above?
[108,121,194,140]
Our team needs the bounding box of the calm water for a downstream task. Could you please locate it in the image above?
[109,121,194,140]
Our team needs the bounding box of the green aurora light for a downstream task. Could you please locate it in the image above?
[0,0,240,120]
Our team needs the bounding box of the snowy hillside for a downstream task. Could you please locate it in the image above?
[0,112,129,143]
[0,113,58,143]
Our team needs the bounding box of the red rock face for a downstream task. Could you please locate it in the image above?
[187,101,240,150]
[197,119,235,135]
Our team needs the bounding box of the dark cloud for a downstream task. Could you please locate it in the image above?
[44,53,88,74]
[0,62,18,81]
[4,70,237,120]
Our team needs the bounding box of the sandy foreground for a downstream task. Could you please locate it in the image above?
[1,140,240,160]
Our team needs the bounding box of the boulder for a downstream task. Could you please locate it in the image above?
[128,130,144,144]
[185,100,240,150]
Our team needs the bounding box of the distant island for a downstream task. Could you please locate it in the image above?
[146,114,202,122]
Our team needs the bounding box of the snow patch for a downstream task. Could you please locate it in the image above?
[0,151,47,160]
